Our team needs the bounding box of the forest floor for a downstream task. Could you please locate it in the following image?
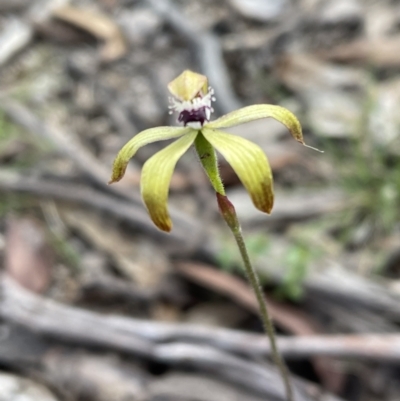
[1,0,400,400]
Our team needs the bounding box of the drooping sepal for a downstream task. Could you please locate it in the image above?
[202,128,274,214]
[141,131,197,232]
[109,126,191,184]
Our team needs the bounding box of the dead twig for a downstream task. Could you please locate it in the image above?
[302,265,400,320]
[52,5,127,61]
[0,276,320,401]
[0,324,147,401]
[0,19,33,67]
[2,275,400,364]
[176,261,319,335]
[152,343,311,401]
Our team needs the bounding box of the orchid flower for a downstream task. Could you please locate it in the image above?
[109,70,321,401]
[109,70,317,232]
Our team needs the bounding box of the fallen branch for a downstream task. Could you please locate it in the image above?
[0,276,321,401]
[2,275,400,363]
[1,324,294,401]
[0,19,33,67]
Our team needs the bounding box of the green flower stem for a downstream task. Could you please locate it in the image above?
[195,136,293,401]
[194,132,225,195]
[216,193,293,401]
[195,132,293,401]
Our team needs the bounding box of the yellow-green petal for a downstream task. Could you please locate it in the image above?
[207,104,304,145]
[109,126,191,184]
[141,131,198,232]
[202,128,274,213]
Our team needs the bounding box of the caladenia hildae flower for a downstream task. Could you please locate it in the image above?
[109,70,322,401]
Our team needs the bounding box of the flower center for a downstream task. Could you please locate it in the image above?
[169,87,216,129]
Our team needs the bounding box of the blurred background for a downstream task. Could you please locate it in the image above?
[1,0,400,400]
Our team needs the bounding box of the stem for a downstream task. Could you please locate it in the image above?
[235,229,293,401]
[194,134,293,401]
[216,193,293,401]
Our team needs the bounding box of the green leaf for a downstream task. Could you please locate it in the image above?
[202,128,274,213]
[141,131,198,232]
[207,104,309,148]
[109,126,192,184]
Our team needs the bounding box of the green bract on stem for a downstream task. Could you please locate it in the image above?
[109,70,323,401]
